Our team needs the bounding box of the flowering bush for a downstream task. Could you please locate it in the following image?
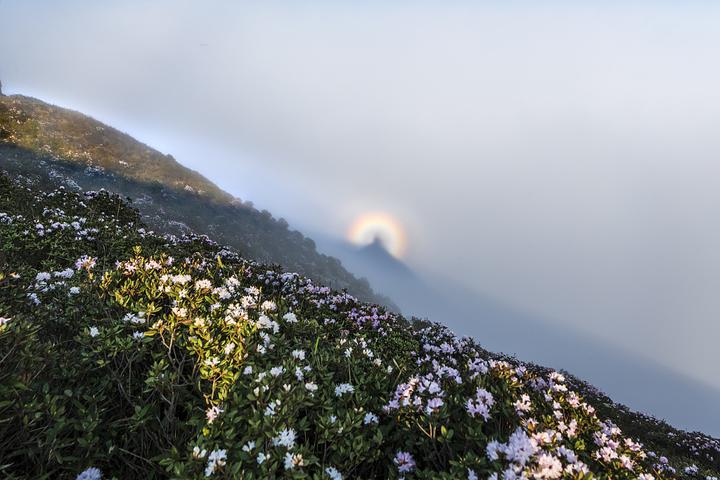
[0,173,718,479]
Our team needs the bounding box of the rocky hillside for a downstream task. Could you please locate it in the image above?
[1,174,719,479]
[0,93,394,310]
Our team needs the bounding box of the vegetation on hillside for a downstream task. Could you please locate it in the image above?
[1,175,718,480]
[0,94,394,309]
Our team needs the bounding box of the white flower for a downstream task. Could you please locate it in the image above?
[89,326,99,337]
[54,268,74,279]
[204,449,227,477]
[265,400,280,417]
[256,452,266,464]
[291,349,306,360]
[486,440,501,461]
[596,446,618,463]
[69,286,81,295]
[243,366,253,375]
[618,455,634,471]
[209,449,227,462]
[132,331,144,340]
[170,274,191,285]
[535,453,563,479]
[195,279,212,290]
[557,446,577,464]
[35,272,51,282]
[213,287,231,299]
[0,317,11,328]
[334,383,354,397]
[514,394,532,415]
[284,452,304,470]
[394,451,415,473]
[425,397,444,415]
[363,412,379,425]
[224,342,236,355]
[283,312,298,323]
[76,467,102,480]
[486,428,538,466]
[270,366,285,377]
[272,427,297,448]
[466,387,494,420]
[192,446,208,459]
[305,382,318,393]
[256,315,279,334]
[206,405,224,424]
[261,300,277,312]
[426,381,441,395]
[684,465,699,475]
[75,255,96,270]
[325,466,343,480]
[242,441,256,452]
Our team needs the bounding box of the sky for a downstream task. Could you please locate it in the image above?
[2,0,720,425]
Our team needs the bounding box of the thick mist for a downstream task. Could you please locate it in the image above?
[2,0,720,430]
[315,234,720,434]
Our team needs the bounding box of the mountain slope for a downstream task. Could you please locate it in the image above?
[316,236,720,436]
[313,235,438,315]
[0,93,395,310]
[1,173,717,479]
